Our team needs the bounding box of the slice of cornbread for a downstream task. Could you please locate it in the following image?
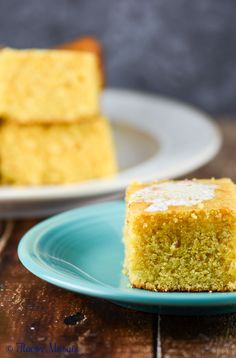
[0,48,100,123]
[0,116,117,185]
[56,36,105,87]
[124,179,236,292]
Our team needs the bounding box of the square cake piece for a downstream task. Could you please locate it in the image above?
[0,48,100,123]
[0,116,117,185]
[124,179,236,292]
[56,36,105,88]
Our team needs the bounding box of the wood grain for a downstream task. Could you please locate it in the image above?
[160,314,236,358]
[0,221,153,357]
[0,120,236,357]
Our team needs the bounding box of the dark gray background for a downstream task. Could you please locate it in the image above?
[1,0,236,116]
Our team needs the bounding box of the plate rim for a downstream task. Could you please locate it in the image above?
[18,200,236,307]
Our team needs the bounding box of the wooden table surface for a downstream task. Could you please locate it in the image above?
[0,120,236,358]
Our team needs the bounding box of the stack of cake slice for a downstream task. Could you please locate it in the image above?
[0,44,117,185]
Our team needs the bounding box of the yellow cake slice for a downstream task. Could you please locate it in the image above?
[0,48,100,123]
[0,116,117,185]
[124,179,236,292]
[56,36,105,88]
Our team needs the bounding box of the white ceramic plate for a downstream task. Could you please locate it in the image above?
[0,88,221,218]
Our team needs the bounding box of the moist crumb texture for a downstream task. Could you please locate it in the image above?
[124,178,236,292]
[0,116,117,185]
[0,48,100,123]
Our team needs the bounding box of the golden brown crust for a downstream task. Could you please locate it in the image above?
[131,282,236,292]
[126,178,236,213]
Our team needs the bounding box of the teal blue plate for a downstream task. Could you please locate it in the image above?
[18,201,236,315]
